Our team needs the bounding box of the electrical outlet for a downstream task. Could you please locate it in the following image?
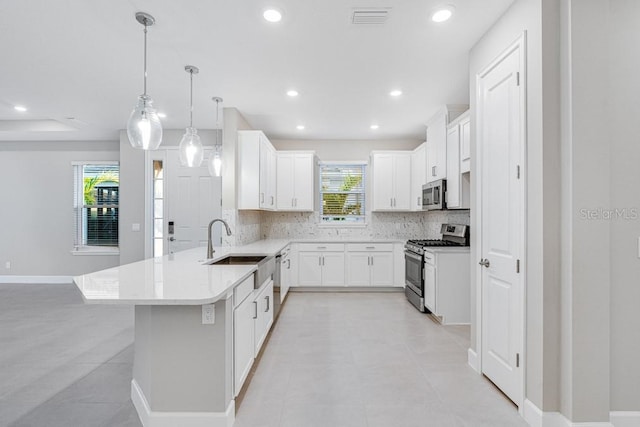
[5,261,10,270]
[202,304,215,325]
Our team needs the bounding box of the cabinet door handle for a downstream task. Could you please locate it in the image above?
[366,246,375,249]
[322,256,325,266]
[286,259,291,269]
[417,197,421,207]
[260,192,264,203]
[318,256,322,266]
[432,166,436,176]
[317,246,327,249]
[294,198,297,207]
[253,301,258,319]
[265,296,270,312]
[370,256,373,266]
[271,196,274,206]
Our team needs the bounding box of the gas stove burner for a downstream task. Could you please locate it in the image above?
[408,239,463,247]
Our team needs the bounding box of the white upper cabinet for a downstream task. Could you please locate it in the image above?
[446,110,470,209]
[410,143,427,211]
[238,131,277,210]
[460,113,471,173]
[371,151,412,211]
[276,151,315,211]
[425,105,468,183]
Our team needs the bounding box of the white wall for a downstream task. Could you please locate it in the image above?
[608,0,640,412]
[560,0,611,422]
[0,141,120,277]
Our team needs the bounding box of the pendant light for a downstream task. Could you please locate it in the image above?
[127,12,163,150]
[178,66,204,167]
[208,97,224,177]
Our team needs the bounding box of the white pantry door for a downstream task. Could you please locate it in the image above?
[478,36,525,405]
[166,149,221,254]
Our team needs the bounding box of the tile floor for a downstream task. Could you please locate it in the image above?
[0,284,528,427]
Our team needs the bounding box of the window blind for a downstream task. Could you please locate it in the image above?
[73,163,120,250]
[319,163,366,223]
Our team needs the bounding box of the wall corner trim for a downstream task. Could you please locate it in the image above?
[467,348,480,373]
[0,275,73,284]
[131,379,235,427]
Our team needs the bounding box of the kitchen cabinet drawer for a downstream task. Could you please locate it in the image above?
[234,274,255,307]
[423,251,435,264]
[346,243,393,252]
[297,243,345,252]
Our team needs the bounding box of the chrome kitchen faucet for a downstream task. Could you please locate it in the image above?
[207,218,232,259]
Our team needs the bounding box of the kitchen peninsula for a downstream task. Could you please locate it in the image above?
[74,239,290,427]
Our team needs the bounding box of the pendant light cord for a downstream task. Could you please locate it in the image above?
[189,70,194,128]
[215,99,220,148]
[143,25,148,96]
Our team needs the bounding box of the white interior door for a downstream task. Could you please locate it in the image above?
[166,149,222,255]
[478,36,525,405]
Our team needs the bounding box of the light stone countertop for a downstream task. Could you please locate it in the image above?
[74,240,291,306]
[73,238,406,306]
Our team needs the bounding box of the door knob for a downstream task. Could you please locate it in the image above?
[168,237,175,242]
[479,258,490,268]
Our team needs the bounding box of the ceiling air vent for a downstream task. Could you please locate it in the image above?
[351,8,390,25]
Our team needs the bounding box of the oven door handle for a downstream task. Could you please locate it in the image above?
[404,251,423,262]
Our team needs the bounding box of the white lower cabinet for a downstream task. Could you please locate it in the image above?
[297,244,345,286]
[346,243,394,286]
[423,254,437,312]
[254,279,274,355]
[233,281,255,397]
[233,275,274,397]
[423,249,470,325]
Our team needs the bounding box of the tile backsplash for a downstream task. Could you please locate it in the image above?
[222,209,262,246]
[260,210,470,240]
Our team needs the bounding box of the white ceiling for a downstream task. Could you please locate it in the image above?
[0,0,514,142]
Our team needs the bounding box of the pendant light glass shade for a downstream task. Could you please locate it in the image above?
[179,127,204,167]
[128,12,163,151]
[127,95,163,150]
[179,65,203,167]
[208,146,223,177]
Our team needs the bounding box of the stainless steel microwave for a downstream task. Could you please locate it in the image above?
[422,179,446,210]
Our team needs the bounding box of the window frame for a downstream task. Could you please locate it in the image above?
[71,161,120,256]
[318,161,367,227]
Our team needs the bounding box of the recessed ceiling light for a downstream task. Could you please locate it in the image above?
[431,6,455,23]
[14,105,27,112]
[296,125,305,130]
[157,112,167,118]
[263,8,283,23]
[370,124,379,130]
[287,90,299,97]
[389,90,403,97]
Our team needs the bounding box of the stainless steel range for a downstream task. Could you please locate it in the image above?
[404,224,469,312]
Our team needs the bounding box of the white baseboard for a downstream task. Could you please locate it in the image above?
[523,399,616,427]
[610,412,640,427]
[467,348,480,373]
[0,275,73,284]
[131,379,235,427]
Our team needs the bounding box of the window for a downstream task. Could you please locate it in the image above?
[319,162,366,224]
[73,163,119,253]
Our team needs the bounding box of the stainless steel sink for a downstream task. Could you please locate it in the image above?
[209,255,275,289]
[211,255,267,265]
